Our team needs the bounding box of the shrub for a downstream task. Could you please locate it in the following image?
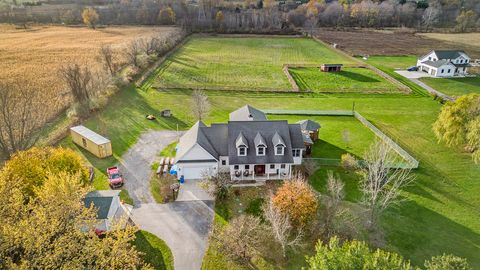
[424,254,472,270]
[272,174,318,227]
[341,153,358,171]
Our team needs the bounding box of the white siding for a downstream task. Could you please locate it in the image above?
[180,144,216,161]
[436,64,455,77]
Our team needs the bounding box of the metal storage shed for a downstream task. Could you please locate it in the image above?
[70,125,112,158]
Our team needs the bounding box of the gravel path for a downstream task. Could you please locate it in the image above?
[119,130,214,270]
[119,130,179,205]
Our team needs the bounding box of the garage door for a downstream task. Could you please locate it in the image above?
[183,166,211,180]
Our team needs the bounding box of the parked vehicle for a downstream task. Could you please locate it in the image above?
[107,166,124,188]
[407,66,418,71]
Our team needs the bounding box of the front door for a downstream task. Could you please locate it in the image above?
[254,165,265,176]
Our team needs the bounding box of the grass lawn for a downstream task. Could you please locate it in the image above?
[134,230,174,270]
[366,55,429,97]
[54,37,480,268]
[153,36,356,91]
[289,67,401,93]
[419,77,480,97]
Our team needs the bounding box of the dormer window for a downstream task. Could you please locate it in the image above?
[275,145,284,155]
[257,146,265,156]
[238,146,247,156]
[254,132,267,156]
[235,132,248,157]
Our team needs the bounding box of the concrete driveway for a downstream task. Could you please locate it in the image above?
[395,70,432,79]
[119,130,214,270]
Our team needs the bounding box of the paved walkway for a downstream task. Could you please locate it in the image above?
[119,130,214,270]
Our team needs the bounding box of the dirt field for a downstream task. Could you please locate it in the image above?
[315,29,480,58]
[0,24,178,115]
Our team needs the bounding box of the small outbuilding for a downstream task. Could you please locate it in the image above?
[70,125,112,158]
[161,109,172,117]
[84,190,133,233]
[297,119,321,141]
[320,64,343,72]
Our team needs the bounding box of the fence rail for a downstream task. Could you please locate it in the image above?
[264,109,419,169]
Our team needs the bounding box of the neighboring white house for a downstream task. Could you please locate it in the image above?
[174,105,308,182]
[417,50,471,77]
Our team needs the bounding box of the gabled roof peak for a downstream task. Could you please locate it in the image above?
[254,132,267,147]
[229,105,267,121]
[272,132,285,146]
[235,132,248,148]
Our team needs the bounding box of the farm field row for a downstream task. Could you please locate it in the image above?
[55,36,480,268]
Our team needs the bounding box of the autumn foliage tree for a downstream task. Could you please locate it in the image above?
[272,174,318,227]
[82,7,99,29]
[158,7,176,25]
[0,147,150,269]
[433,94,480,163]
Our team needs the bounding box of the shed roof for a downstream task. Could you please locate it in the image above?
[321,64,343,67]
[229,105,267,121]
[84,190,120,219]
[71,125,110,145]
[297,120,321,131]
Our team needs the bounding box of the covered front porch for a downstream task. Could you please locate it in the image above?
[230,164,293,181]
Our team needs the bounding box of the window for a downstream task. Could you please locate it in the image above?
[275,146,284,155]
[234,165,239,170]
[270,164,275,169]
[257,146,265,156]
[238,146,246,156]
[221,160,226,166]
[82,138,87,148]
[441,69,444,73]
[280,164,286,169]
[245,165,250,170]
[292,149,301,157]
[448,69,451,73]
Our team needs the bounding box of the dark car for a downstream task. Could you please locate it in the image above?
[407,66,418,71]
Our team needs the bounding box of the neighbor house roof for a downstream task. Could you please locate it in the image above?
[71,125,110,145]
[84,190,121,219]
[433,50,468,60]
[421,60,454,68]
[229,105,267,121]
[297,120,321,131]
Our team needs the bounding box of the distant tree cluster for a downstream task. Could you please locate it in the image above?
[2,0,480,32]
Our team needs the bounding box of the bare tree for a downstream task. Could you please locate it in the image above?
[360,141,415,231]
[0,83,51,159]
[263,196,303,258]
[58,63,93,106]
[125,39,142,67]
[98,44,116,75]
[200,169,231,200]
[422,5,442,31]
[322,171,345,238]
[302,159,319,177]
[214,214,264,262]
[191,90,210,121]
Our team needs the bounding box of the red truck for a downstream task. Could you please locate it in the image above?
[107,166,124,189]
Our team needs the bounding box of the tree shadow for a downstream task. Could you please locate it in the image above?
[134,231,168,270]
[337,70,381,83]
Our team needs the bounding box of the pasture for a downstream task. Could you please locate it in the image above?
[420,77,480,97]
[153,37,357,91]
[289,67,401,93]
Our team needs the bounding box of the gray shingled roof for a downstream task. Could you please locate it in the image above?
[289,124,306,148]
[422,60,454,68]
[297,120,321,131]
[84,190,120,219]
[434,50,467,60]
[228,120,295,165]
[229,105,267,121]
[176,121,219,160]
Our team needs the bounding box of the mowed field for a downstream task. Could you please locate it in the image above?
[419,77,480,97]
[0,24,178,115]
[153,37,358,91]
[289,67,401,93]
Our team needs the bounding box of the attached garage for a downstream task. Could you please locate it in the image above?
[177,162,217,180]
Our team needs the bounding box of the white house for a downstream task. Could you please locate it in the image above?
[174,105,308,182]
[417,50,471,77]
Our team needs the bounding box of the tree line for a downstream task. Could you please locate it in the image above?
[2,0,480,33]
